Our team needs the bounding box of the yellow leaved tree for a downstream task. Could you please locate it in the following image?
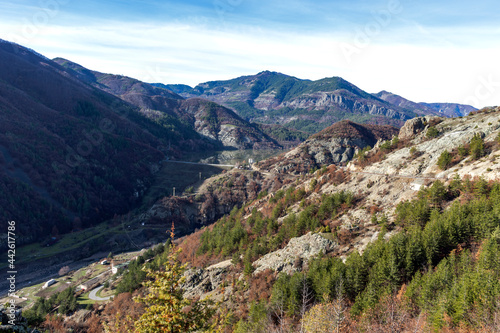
[133,229,217,333]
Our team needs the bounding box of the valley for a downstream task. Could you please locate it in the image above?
[6,106,500,332]
[1,39,499,333]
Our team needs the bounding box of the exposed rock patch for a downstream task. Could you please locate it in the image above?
[183,260,233,300]
[357,109,500,181]
[398,117,426,140]
[252,232,336,275]
[258,120,398,174]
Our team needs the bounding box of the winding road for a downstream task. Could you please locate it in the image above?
[164,160,235,168]
[88,285,112,301]
[350,169,446,180]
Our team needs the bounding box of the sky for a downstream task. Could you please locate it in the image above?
[0,0,499,108]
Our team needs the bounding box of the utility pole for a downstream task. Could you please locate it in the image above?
[173,187,176,197]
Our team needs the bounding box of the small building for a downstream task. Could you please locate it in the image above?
[111,261,130,275]
[78,276,102,291]
[42,279,57,289]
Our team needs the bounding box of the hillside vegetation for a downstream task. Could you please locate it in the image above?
[16,106,500,332]
[0,41,181,247]
[55,58,281,150]
[0,41,282,250]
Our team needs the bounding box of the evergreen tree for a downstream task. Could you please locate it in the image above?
[470,133,485,160]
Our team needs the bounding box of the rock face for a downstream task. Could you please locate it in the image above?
[137,194,239,236]
[252,232,336,275]
[183,99,279,150]
[257,120,398,174]
[183,260,232,300]
[351,107,500,181]
[175,71,419,132]
[398,117,427,140]
[0,306,34,332]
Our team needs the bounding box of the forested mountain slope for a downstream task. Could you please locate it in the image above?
[54,58,280,150]
[30,106,500,332]
[0,40,204,247]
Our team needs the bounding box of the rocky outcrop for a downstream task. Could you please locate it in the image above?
[182,98,279,150]
[398,117,426,140]
[252,232,336,275]
[137,195,235,236]
[352,107,500,181]
[137,169,267,238]
[0,306,35,333]
[182,260,233,300]
[276,92,409,121]
[258,120,398,174]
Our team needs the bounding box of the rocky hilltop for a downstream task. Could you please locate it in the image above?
[257,120,398,174]
[351,107,500,180]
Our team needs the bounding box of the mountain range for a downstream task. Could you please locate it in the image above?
[374,90,476,118]
[0,40,277,247]
[0,38,477,249]
[158,71,476,133]
[53,58,279,150]
[3,38,500,333]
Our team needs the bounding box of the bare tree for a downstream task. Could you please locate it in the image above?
[331,279,348,333]
[300,280,348,333]
[361,293,410,333]
[268,290,292,333]
[299,274,315,333]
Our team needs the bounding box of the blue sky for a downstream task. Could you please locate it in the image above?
[1,0,499,107]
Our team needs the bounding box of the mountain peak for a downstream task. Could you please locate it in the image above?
[0,38,51,61]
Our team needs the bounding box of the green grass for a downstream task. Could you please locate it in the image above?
[77,292,94,305]
[70,269,86,282]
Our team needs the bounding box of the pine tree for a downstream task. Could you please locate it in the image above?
[470,133,485,160]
